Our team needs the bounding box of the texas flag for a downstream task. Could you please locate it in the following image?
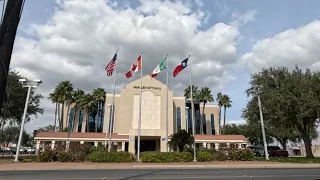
[173,57,189,77]
[125,55,142,78]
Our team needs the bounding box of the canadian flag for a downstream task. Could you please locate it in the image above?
[125,55,142,78]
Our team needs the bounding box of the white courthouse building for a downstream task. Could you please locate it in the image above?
[35,75,248,153]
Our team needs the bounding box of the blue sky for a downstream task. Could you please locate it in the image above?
[3,0,320,130]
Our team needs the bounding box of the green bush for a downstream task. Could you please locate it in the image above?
[228,149,254,161]
[87,151,135,163]
[38,150,57,162]
[197,152,213,162]
[213,151,228,161]
[56,151,74,162]
[141,152,193,163]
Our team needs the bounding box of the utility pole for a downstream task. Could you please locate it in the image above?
[251,86,269,160]
[0,0,24,111]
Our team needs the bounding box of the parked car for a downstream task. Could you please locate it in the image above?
[25,147,36,154]
[247,146,266,157]
[267,146,289,157]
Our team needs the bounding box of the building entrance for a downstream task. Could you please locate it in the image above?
[135,136,160,153]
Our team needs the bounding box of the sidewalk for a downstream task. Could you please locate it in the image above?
[0,161,319,171]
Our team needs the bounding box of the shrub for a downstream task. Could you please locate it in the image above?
[197,152,213,162]
[38,150,57,162]
[56,151,74,162]
[228,149,254,161]
[213,151,228,161]
[87,151,135,163]
[141,152,193,163]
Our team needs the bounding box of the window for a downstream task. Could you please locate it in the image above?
[68,108,75,131]
[176,107,181,132]
[202,114,206,134]
[210,114,215,135]
[78,109,84,132]
[109,105,115,133]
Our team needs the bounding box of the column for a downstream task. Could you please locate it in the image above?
[36,140,40,155]
[227,143,230,148]
[203,143,207,148]
[94,141,98,147]
[121,141,125,151]
[238,143,242,149]
[207,143,211,149]
[66,141,70,151]
[215,143,219,150]
[51,141,56,150]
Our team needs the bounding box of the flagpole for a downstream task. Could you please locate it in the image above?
[165,54,169,152]
[188,55,197,162]
[108,48,119,152]
[137,51,143,162]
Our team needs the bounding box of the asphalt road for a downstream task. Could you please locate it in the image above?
[0,168,319,180]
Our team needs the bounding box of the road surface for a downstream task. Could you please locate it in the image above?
[0,168,319,180]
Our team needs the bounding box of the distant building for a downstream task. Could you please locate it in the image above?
[35,75,248,153]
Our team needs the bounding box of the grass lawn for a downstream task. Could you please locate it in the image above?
[255,157,320,163]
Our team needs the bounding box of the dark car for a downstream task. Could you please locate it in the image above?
[267,146,289,157]
[247,146,266,157]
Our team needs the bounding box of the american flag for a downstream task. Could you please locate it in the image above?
[105,53,117,76]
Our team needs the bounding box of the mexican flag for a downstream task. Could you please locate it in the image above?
[151,57,167,78]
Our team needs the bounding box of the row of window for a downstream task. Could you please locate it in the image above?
[176,107,215,135]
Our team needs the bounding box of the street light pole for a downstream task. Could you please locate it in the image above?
[14,79,42,162]
[254,86,269,160]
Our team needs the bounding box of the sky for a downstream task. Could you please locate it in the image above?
[1,0,320,133]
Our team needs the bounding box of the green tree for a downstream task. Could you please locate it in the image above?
[37,124,57,132]
[0,126,31,146]
[246,66,320,158]
[168,129,194,152]
[223,123,274,145]
[79,93,96,132]
[92,88,106,132]
[0,71,43,126]
[184,85,199,101]
[221,94,232,134]
[216,92,223,134]
[197,87,214,134]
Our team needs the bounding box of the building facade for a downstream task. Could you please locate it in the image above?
[35,75,248,154]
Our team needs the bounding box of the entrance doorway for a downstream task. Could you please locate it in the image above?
[135,136,160,153]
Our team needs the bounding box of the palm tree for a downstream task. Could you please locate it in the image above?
[221,94,232,134]
[184,85,199,100]
[168,129,194,152]
[71,89,85,132]
[55,81,74,129]
[48,92,59,132]
[92,88,106,133]
[79,93,96,132]
[197,87,214,134]
[216,92,223,134]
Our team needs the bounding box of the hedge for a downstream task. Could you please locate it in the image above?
[141,152,193,163]
[197,152,213,162]
[228,149,255,161]
[87,151,135,163]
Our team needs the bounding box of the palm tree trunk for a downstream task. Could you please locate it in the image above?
[218,106,221,135]
[73,108,80,132]
[223,106,227,134]
[66,103,71,130]
[95,102,99,133]
[201,102,206,135]
[57,103,61,131]
[81,110,86,133]
[53,103,58,132]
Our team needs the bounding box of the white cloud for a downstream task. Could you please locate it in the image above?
[12,0,250,132]
[240,20,320,72]
[225,119,246,125]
